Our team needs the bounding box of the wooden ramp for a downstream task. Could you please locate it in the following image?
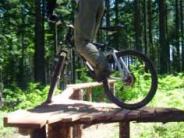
[4,81,184,138]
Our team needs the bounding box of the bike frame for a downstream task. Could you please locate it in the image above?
[111,49,131,80]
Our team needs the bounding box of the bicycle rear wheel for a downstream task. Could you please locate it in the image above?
[103,50,157,109]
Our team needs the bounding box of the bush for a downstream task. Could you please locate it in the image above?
[159,73,184,90]
[2,83,49,111]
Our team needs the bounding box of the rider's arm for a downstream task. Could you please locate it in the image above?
[46,0,57,17]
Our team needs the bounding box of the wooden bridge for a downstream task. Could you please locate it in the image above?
[4,81,184,138]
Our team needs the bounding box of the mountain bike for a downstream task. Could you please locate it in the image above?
[46,20,158,110]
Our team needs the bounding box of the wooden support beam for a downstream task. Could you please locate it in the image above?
[70,89,83,101]
[86,87,92,101]
[109,82,115,95]
[47,124,72,138]
[73,124,82,138]
[30,127,46,138]
[70,89,83,138]
[119,122,130,138]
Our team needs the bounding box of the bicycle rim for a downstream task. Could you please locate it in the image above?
[104,50,158,109]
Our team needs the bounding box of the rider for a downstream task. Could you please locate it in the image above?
[46,0,110,81]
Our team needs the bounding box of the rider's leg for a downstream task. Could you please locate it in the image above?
[74,0,110,81]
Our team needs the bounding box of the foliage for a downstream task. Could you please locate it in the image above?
[76,67,93,83]
[114,70,184,102]
[113,62,154,102]
[0,111,15,138]
[76,67,107,102]
[158,73,184,90]
[2,83,49,111]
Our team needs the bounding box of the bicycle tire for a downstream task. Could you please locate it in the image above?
[103,50,158,110]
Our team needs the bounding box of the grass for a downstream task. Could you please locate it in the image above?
[0,111,16,138]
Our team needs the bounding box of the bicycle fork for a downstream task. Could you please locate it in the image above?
[112,50,132,84]
[46,51,67,103]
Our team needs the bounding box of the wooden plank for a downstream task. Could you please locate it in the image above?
[67,80,115,90]
[138,107,184,123]
[4,110,48,128]
[51,87,74,101]
[79,109,121,123]
[47,111,89,124]
[4,99,184,129]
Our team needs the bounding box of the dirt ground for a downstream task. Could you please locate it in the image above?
[83,123,118,138]
[5,123,118,138]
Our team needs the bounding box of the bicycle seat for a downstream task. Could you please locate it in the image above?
[100,23,124,32]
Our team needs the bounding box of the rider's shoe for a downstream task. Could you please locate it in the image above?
[94,65,111,82]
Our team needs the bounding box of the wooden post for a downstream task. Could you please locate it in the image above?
[70,89,83,138]
[86,87,92,101]
[47,124,72,138]
[73,124,82,138]
[119,122,130,138]
[70,89,83,100]
[30,127,46,138]
[109,82,115,95]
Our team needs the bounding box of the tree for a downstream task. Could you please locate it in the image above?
[180,0,184,70]
[34,0,46,84]
[134,0,143,52]
[158,0,169,74]
[114,0,120,49]
[105,0,111,27]
[147,0,155,62]
[172,0,181,72]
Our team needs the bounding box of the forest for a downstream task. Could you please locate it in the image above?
[0,0,184,137]
[0,0,183,89]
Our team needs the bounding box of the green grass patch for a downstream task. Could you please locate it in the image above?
[0,111,16,138]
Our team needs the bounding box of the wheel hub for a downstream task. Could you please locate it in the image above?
[123,74,135,86]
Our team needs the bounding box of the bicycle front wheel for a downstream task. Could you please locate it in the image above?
[104,50,158,109]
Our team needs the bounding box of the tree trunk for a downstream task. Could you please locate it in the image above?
[114,0,120,49]
[173,0,181,72]
[143,0,148,55]
[147,0,155,62]
[17,0,27,89]
[158,0,169,74]
[180,0,184,71]
[105,0,110,27]
[134,0,143,52]
[34,0,46,84]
